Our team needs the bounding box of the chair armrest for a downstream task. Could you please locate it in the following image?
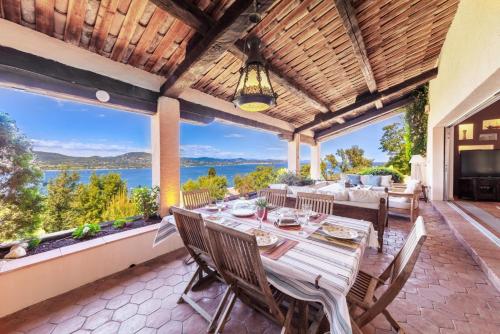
[387,191,413,198]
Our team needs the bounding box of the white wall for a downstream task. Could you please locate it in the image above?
[427,0,500,200]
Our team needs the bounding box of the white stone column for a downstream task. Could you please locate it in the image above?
[287,135,300,174]
[151,97,180,216]
[310,143,321,180]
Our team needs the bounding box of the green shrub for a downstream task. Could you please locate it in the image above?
[276,171,313,186]
[132,186,160,220]
[103,189,138,221]
[27,237,41,250]
[359,166,404,183]
[182,175,228,200]
[72,223,101,239]
[233,166,278,195]
[112,217,134,229]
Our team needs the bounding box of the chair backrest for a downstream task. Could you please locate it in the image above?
[258,188,287,207]
[359,217,427,326]
[204,220,282,319]
[296,192,335,215]
[182,189,211,210]
[171,207,210,258]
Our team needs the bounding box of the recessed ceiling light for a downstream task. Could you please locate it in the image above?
[96,90,110,102]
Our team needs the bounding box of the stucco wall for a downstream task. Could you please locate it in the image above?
[426,0,500,200]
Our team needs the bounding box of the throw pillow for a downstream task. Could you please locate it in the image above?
[366,175,381,186]
[360,175,370,185]
[347,174,361,185]
[380,175,392,187]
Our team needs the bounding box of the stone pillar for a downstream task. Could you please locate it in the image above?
[310,143,321,180]
[151,97,180,216]
[287,134,300,174]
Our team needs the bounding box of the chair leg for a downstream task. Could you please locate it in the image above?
[213,291,237,334]
[184,255,195,265]
[280,299,295,334]
[350,317,363,334]
[382,309,404,333]
[208,286,233,333]
[178,266,202,304]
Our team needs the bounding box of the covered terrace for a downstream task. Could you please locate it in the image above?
[0,0,499,333]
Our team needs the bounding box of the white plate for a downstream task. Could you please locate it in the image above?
[255,233,279,247]
[204,204,219,211]
[322,225,358,240]
[231,208,255,217]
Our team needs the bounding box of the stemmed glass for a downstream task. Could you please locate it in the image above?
[256,206,266,230]
[216,199,224,218]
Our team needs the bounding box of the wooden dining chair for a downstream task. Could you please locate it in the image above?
[296,192,335,215]
[347,217,427,332]
[204,221,296,334]
[258,188,287,207]
[182,189,212,209]
[171,207,225,331]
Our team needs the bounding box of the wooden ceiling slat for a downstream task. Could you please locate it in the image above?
[64,0,87,45]
[110,0,149,61]
[3,0,21,23]
[144,20,191,72]
[128,7,169,66]
[35,0,55,36]
[89,0,120,53]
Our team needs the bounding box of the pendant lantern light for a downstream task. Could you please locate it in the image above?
[232,36,277,112]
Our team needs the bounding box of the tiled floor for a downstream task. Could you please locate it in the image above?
[1,202,499,334]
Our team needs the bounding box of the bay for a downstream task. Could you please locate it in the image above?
[42,163,288,190]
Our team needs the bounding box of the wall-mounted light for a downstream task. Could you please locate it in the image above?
[96,90,110,103]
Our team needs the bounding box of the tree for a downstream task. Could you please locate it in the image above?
[300,164,310,178]
[405,85,429,156]
[207,167,217,177]
[0,112,43,241]
[73,173,126,225]
[336,146,373,173]
[233,166,279,195]
[379,123,410,174]
[43,169,80,233]
[182,175,228,200]
[321,154,339,179]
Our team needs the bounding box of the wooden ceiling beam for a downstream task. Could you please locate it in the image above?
[0,46,158,113]
[315,96,412,141]
[160,0,277,98]
[150,0,215,34]
[334,0,378,94]
[228,44,330,113]
[295,67,438,133]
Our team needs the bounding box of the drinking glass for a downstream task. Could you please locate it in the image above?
[302,203,312,226]
[216,199,224,217]
[296,209,308,237]
[256,207,266,230]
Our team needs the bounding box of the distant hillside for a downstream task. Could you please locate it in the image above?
[33,151,285,170]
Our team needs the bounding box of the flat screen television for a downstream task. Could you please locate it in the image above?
[460,149,500,177]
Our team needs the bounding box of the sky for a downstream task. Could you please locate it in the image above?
[0,87,403,162]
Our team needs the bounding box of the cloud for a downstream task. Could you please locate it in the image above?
[180,145,245,158]
[224,133,244,138]
[98,114,105,118]
[31,139,149,157]
[266,147,283,151]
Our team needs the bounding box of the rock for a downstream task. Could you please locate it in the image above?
[12,242,28,250]
[4,246,27,259]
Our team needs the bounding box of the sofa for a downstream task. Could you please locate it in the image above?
[269,182,387,252]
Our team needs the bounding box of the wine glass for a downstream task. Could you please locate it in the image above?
[216,199,224,217]
[256,206,266,230]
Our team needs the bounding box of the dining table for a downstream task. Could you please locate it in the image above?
[156,199,379,334]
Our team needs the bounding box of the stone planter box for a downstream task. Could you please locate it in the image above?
[0,223,183,317]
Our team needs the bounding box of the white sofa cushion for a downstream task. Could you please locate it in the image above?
[334,200,380,210]
[269,183,288,190]
[348,189,381,203]
[317,188,349,201]
[389,196,411,209]
[288,186,316,196]
[380,175,392,187]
